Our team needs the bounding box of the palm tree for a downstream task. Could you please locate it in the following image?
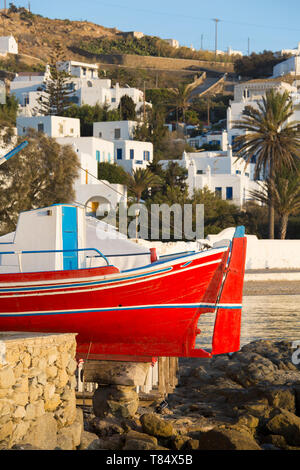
[125,168,162,203]
[233,89,300,238]
[168,81,201,124]
[250,164,300,239]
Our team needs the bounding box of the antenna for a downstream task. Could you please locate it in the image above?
[212,18,220,59]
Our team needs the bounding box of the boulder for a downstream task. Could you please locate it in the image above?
[21,413,58,450]
[266,409,300,446]
[197,427,261,450]
[140,413,176,438]
[79,430,101,450]
[93,385,139,419]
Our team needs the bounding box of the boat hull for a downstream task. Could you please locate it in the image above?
[0,248,230,357]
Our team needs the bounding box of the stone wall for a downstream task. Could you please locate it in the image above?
[96,53,234,73]
[0,332,83,450]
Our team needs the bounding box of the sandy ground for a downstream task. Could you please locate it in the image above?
[243,280,300,296]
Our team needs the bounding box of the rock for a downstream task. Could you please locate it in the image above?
[84,360,150,386]
[266,409,300,446]
[79,430,102,450]
[140,413,176,438]
[233,414,260,434]
[126,430,158,445]
[90,415,125,437]
[123,439,160,450]
[11,443,42,450]
[198,427,261,450]
[169,435,190,450]
[264,387,296,413]
[21,413,58,450]
[183,439,199,450]
[0,366,16,389]
[123,431,162,450]
[261,434,287,449]
[96,435,125,450]
[93,385,139,419]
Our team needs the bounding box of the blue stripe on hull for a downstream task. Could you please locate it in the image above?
[0,303,243,317]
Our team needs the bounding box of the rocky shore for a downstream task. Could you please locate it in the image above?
[74,340,300,451]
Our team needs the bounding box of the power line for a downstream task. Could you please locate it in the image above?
[93,1,300,34]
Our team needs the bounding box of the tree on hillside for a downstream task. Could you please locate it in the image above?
[250,163,300,239]
[0,129,79,235]
[167,83,196,124]
[36,42,74,116]
[98,162,128,184]
[233,89,300,239]
[125,168,162,203]
[118,95,136,121]
[234,51,291,78]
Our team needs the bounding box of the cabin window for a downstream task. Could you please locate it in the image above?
[117,148,122,160]
[114,128,121,139]
[37,123,44,133]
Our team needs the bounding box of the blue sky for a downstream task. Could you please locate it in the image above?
[20,0,300,54]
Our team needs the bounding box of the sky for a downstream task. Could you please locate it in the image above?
[12,0,300,54]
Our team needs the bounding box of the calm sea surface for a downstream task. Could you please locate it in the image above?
[196,295,300,349]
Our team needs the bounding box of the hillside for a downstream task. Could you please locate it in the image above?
[0,8,235,68]
[0,9,120,63]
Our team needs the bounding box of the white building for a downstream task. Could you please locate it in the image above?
[15,117,126,215]
[55,136,126,215]
[93,120,137,141]
[93,120,153,173]
[159,149,260,207]
[16,115,80,138]
[227,78,298,147]
[0,36,18,56]
[165,39,179,48]
[11,61,150,116]
[273,56,300,77]
[58,61,99,79]
[114,140,153,173]
[280,42,300,57]
[216,47,243,57]
[188,130,228,151]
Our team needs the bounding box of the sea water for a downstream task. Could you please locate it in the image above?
[197,295,300,349]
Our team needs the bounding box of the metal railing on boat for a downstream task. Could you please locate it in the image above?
[0,247,110,272]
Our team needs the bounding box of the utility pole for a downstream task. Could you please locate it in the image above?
[143,81,146,122]
[201,34,203,50]
[248,37,250,56]
[207,97,210,126]
[213,18,220,59]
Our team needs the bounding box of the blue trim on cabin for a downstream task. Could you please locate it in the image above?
[233,226,245,238]
[62,206,78,270]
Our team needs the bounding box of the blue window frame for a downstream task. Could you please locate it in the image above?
[96,150,100,162]
[226,187,233,200]
[130,149,134,160]
[117,148,123,160]
[215,187,222,198]
[108,153,111,162]
[143,151,150,161]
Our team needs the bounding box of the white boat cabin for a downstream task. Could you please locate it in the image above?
[0,204,152,274]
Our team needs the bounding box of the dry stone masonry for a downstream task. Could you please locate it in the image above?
[0,332,83,450]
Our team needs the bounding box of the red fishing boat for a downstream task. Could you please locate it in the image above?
[0,203,247,359]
